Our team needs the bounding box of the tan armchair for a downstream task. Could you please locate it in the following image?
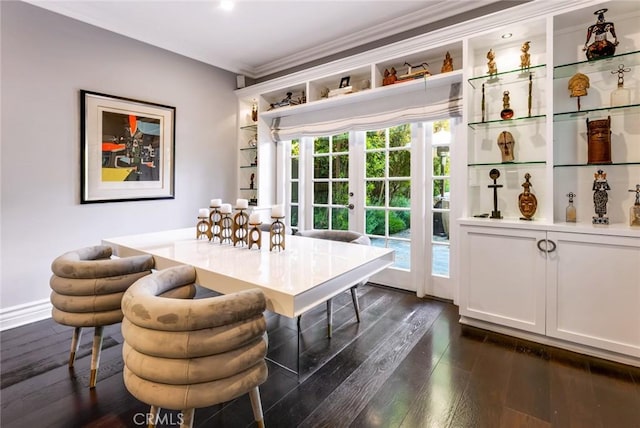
[121,265,269,428]
[50,245,154,387]
[295,230,371,337]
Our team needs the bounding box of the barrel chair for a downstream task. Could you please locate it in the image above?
[121,265,269,428]
[295,229,372,338]
[50,245,154,388]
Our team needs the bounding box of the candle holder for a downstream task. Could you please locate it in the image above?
[208,204,222,242]
[196,215,212,240]
[270,217,286,251]
[220,213,233,244]
[232,208,249,247]
[248,221,262,249]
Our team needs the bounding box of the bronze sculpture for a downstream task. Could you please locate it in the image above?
[584,8,619,60]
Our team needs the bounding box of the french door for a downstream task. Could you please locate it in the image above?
[283,121,456,298]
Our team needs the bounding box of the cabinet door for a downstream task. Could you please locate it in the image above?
[459,225,547,334]
[546,232,640,357]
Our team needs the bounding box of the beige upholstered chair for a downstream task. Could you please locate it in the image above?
[295,230,371,338]
[121,265,269,428]
[50,245,154,388]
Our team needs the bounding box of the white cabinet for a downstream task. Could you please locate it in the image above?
[459,224,546,334]
[546,231,640,358]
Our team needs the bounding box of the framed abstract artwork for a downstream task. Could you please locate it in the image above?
[80,90,175,203]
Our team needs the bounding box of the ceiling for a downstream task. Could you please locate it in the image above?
[25,0,503,79]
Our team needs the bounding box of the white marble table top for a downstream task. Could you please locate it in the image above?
[103,227,394,317]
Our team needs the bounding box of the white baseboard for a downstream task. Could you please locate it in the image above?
[0,299,52,331]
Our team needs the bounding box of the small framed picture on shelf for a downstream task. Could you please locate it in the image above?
[80,90,176,203]
[339,76,351,88]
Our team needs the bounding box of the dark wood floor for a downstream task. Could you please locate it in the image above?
[2,284,639,428]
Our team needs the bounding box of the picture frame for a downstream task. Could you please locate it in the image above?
[80,90,175,203]
[339,76,351,88]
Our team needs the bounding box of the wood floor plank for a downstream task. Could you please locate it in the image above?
[505,343,552,423]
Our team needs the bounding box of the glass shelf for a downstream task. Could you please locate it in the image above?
[553,50,640,79]
[240,147,257,151]
[554,161,640,168]
[240,124,258,131]
[553,104,640,122]
[240,165,257,169]
[467,64,546,89]
[468,114,546,130]
[468,160,546,167]
[240,187,258,191]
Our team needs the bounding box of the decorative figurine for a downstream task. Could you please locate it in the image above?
[251,102,258,122]
[518,173,537,221]
[487,49,497,76]
[397,62,430,81]
[520,41,531,71]
[527,73,533,117]
[566,192,577,223]
[586,116,612,164]
[610,64,631,107]
[584,8,619,61]
[250,173,255,190]
[500,91,514,120]
[592,169,610,224]
[629,184,640,226]
[382,67,398,86]
[441,51,454,73]
[569,73,590,111]
[488,168,503,219]
[497,131,515,162]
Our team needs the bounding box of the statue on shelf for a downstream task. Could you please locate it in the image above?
[584,8,619,60]
[518,173,537,221]
[610,64,631,107]
[382,67,398,86]
[250,173,255,190]
[488,168,503,219]
[629,184,640,226]
[568,72,590,111]
[586,116,612,164]
[500,91,514,120]
[520,41,531,71]
[592,169,610,224]
[441,51,454,73]
[251,102,258,122]
[487,49,497,76]
[497,131,515,162]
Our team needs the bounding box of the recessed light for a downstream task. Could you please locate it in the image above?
[219,0,234,11]
[501,33,513,39]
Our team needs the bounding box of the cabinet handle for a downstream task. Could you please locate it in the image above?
[536,239,557,253]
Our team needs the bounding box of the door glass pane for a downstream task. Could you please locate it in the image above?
[332,208,349,230]
[433,179,450,208]
[332,182,348,205]
[332,155,348,178]
[332,133,349,153]
[291,205,299,228]
[314,156,329,178]
[365,208,385,236]
[314,206,329,229]
[366,129,385,149]
[389,180,410,207]
[432,244,450,276]
[366,152,385,178]
[432,146,450,176]
[314,182,328,204]
[433,211,450,241]
[314,137,329,154]
[389,124,411,148]
[389,209,410,238]
[291,182,299,203]
[389,149,410,177]
[291,157,299,179]
[366,181,385,207]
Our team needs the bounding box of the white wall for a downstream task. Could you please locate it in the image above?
[0,1,238,328]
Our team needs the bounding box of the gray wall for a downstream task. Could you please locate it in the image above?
[0,1,237,315]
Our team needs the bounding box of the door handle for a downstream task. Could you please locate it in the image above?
[536,239,557,253]
[345,204,354,210]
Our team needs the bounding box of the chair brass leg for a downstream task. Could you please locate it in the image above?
[69,327,83,368]
[89,326,104,388]
[326,299,333,338]
[350,286,361,323]
[249,387,264,428]
[180,408,194,428]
